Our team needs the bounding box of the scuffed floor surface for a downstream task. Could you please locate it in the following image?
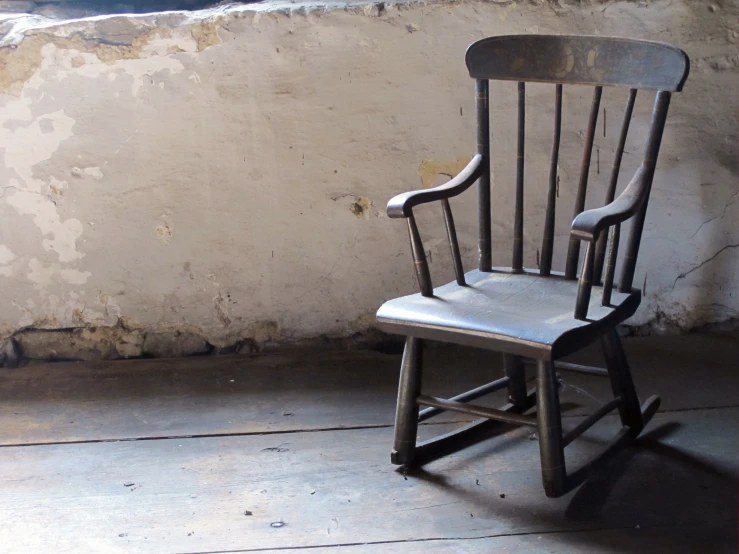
[0,334,736,553]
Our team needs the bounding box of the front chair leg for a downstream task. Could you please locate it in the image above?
[391,337,424,465]
[601,329,645,437]
[536,360,567,498]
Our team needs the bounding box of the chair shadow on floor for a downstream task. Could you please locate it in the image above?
[408,401,584,466]
[403,419,735,552]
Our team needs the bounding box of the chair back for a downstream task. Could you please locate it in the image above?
[465,35,689,291]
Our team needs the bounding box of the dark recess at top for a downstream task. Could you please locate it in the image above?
[0,0,250,18]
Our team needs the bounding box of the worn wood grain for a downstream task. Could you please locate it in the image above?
[0,408,735,553]
[0,349,475,446]
[465,36,689,91]
[253,526,734,554]
[1,335,738,445]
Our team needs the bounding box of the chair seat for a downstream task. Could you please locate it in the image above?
[376,268,640,360]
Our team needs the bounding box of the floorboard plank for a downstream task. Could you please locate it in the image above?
[1,335,738,445]
[245,526,734,554]
[0,350,469,445]
[0,408,735,553]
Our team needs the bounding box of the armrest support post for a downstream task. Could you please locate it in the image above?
[407,213,433,297]
[602,224,620,306]
[574,241,596,320]
[441,199,466,286]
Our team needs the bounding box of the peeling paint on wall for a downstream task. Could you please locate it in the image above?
[1,28,166,95]
[0,104,82,262]
[246,320,280,343]
[0,245,15,265]
[71,166,104,180]
[156,222,173,244]
[213,293,231,326]
[349,196,372,219]
[190,21,221,51]
[0,18,224,94]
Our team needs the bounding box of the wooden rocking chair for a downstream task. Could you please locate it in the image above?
[376,35,690,497]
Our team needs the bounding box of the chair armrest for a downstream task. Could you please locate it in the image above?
[387,154,483,218]
[570,165,649,242]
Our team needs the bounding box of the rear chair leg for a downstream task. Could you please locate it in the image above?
[601,329,645,437]
[391,337,424,465]
[503,354,528,409]
[536,360,567,498]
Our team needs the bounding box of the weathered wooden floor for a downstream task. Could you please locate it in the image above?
[0,334,736,553]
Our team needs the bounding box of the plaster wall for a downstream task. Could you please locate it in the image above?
[0,0,736,360]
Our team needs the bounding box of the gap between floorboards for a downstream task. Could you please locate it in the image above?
[174,524,658,554]
[2,403,737,449]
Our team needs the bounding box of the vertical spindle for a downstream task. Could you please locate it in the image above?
[565,86,603,279]
[618,91,672,292]
[540,84,562,276]
[476,79,492,272]
[512,82,526,272]
[594,89,637,284]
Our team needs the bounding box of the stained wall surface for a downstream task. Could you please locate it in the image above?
[0,0,736,359]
